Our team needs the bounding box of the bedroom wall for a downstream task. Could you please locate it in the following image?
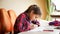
[0,0,48,20]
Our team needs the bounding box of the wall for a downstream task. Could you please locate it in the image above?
[36,0,48,20]
[0,0,48,20]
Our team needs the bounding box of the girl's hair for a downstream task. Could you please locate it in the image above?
[25,5,41,15]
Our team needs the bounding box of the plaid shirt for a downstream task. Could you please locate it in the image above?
[14,12,40,33]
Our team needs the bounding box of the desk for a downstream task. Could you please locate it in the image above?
[19,32,59,34]
[27,26,60,32]
[18,26,60,34]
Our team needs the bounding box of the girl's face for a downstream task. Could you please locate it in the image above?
[29,10,40,21]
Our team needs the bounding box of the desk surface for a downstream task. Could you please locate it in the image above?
[28,26,60,32]
[19,26,60,34]
[19,32,59,34]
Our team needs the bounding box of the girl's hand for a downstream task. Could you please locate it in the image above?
[30,23,38,29]
[30,23,35,29]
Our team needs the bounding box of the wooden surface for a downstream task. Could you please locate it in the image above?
[50,15,60,18]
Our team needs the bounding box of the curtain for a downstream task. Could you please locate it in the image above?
[46,0,52,21]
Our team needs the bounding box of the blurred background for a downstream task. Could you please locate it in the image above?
[0,0,60,21]
[0,0,48,20]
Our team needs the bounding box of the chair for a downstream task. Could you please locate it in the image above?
[0,8,17,34]
[8,10,17,34]
[0,8,12,34]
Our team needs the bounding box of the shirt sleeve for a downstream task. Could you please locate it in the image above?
[15,14,31,32]
[32,20,40,27]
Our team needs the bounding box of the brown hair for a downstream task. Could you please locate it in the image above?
[25,5,41,15]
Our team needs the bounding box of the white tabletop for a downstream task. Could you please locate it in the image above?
[28,26,60,32]
[18,26,60,34]
[19,32,59,34]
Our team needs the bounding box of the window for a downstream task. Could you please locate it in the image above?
[50,0,60,21]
